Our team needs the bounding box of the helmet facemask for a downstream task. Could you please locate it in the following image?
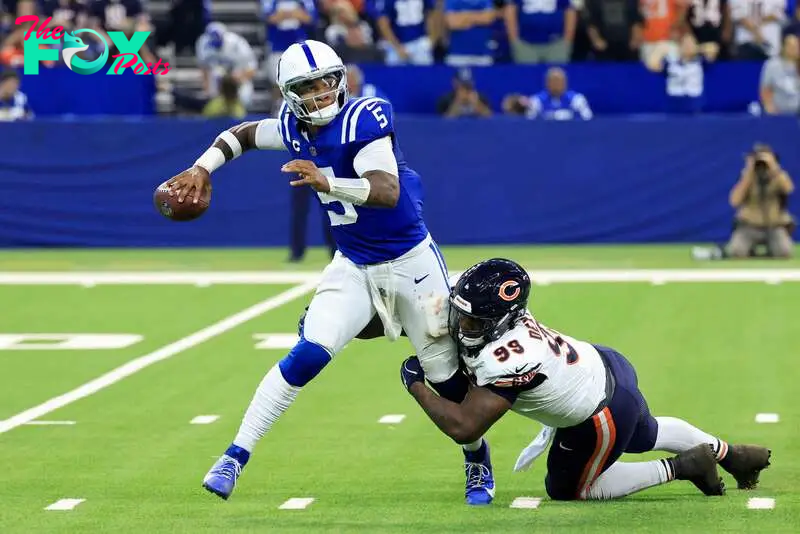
[281,67,347,126]
[448,297,520,353]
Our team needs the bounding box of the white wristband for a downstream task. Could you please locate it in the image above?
[194,147,226,174]
[326,176,371,205]
[217,130,243,158]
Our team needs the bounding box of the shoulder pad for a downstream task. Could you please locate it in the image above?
[339,97,394,145]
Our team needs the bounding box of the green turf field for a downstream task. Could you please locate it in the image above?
[0,246,797,533]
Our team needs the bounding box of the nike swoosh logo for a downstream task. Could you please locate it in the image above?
[558,442,573,451]
[414,274,430,284]
[514,362,541,375]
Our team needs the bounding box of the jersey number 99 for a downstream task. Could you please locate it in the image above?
[318,166,358,226]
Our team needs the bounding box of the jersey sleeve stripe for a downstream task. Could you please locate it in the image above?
[339,98,362,145]
[348,97,381,143]
[279,103,291,145]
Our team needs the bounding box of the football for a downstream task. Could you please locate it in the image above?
[153,181,210,221]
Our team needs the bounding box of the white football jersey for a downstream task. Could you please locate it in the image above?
[730,0,786,56]
[462,313,607,428]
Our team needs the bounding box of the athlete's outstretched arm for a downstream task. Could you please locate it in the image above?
[166,119,286,203]
[400,357,512,444]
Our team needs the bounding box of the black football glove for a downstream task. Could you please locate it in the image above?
[400,356,425,391]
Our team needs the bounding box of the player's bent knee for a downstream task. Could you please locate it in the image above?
[544,474,579,501]
[278,339,332,387]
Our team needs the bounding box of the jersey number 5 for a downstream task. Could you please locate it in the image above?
[317,166,358,226]
[365,100,388,129]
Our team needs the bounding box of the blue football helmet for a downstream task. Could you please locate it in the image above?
[449,258,531,352]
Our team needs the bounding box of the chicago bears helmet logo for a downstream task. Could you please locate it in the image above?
[498,280,520,302]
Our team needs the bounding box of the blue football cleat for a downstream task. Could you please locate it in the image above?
[464,441,496,506]
[203,454,244,500]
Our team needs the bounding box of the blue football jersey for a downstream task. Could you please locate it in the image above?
[277,96,429,265]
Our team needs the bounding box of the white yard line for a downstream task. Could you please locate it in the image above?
[45,498,85,511]
[0,269,799,286]
[278,497,315,510]
[0,271,321,285]
[378,414,406,424]
[755,413,780,424]
[747,497,775,510]
[510,497,542,509]
[190,415,220,425]
[0,281,318,434]
[24,420,76,426]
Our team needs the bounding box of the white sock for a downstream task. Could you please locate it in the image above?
[233,365,301,452]
[584,459,674,500]
[462,438,484,453]
[654,416,729,461]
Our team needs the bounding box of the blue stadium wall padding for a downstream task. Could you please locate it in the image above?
[0,115,797,247]
[17,62,763,116]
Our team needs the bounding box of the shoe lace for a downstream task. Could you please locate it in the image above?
[465,462,491,490]
[215,456,242,480]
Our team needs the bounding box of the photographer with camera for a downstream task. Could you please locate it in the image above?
[726,144,795,258]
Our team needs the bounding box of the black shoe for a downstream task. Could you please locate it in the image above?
[721,445,771,490]
[672,444,725,496]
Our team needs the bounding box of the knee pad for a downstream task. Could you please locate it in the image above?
[278,338,332,387]
[545,473,578,501]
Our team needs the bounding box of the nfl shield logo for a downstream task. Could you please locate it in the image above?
[310,146,317,156]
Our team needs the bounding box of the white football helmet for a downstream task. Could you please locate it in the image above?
[277,40,348,126]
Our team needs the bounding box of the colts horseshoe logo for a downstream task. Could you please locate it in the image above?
[498,280,520,302]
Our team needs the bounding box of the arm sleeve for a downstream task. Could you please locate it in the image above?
[195,37,210,66]
[573,93,593,120]
[525,95,542,119]
[255,119,288,150]
[353,136,399,177]
[235,37,258,70]
[760,59,777,89]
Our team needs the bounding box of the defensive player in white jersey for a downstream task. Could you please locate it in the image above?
[399,259,771,501]
[166,40,494,504]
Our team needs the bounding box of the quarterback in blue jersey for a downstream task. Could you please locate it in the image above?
[165,40,495,505]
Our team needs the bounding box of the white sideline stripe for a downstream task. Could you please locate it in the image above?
[747,497,775,510]
[0,282,318,435]
[1,269,800,285]
[253,334,300,349]
[755,413,780,424]
[279,497,314,510]
[0,271,322,285]
[510,497,542,509]
[378,414,406,424]
[190,415,220,425]
[45,498,85,511]
[24,420,76,426]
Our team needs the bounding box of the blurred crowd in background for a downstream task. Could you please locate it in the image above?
[0,0,799,120]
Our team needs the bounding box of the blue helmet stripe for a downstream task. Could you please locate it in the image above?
[300,41,318,70]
